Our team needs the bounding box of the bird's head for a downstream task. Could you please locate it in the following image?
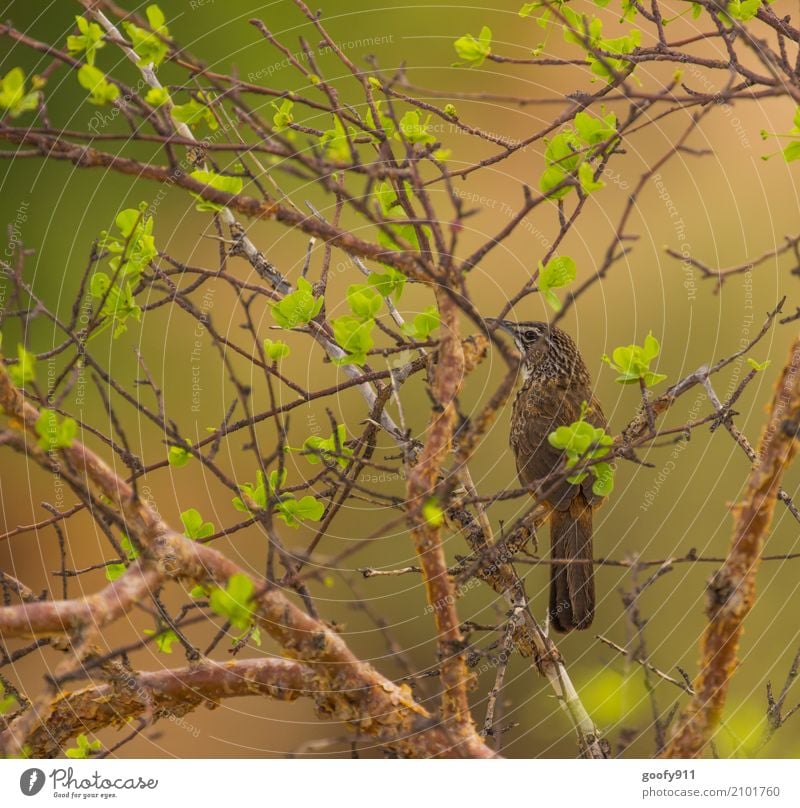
[485,318,582,381]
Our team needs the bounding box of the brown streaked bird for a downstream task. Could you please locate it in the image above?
[487,318,608,632]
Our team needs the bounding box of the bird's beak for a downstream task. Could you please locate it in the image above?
[484,317,514,336]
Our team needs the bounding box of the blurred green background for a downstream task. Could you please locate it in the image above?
[1,0,800,758]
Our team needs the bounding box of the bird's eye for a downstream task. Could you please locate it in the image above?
[522,329,538,343]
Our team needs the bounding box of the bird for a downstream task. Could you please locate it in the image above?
[486,318,608,632]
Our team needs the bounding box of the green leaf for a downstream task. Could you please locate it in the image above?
[547,406,615,496]
[271,278,324,329]
[395,110,436,146]
[783,141,800,163]
[122,5,169,67]
[277,495,325,527]
[172,95,218,131]
[0,683,18,716]
[143,627,179,653]
[35,410,77,452]
[578,161,605,193]
[347,283,383,320]
[444,103,458,118]
[77,64,119,106]
[747,357,771,372]
[601,331,666,387]
[181,507,215,539]
[401,307,440,340]
[422,498,445,527]
[271,98,294,131]
[453,26,492,67]
[332,316,375,365]
[538,255,576,313]
[320,116,352,162]
[67,16,106,65]
[145,86,170,107]
[99,205,158,282]
[8,343,36,387]
[168,445,191,467]
[190,584,209,599]
[105,534,140,581]
[209,573,257,631]
[263,338,291,361]
[289,424,353,468]
[65,733,102,759]
[0,68,40,118]
[367,267,406,300]
[189,169,242,212]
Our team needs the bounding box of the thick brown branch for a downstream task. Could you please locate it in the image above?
[663,337,800,757]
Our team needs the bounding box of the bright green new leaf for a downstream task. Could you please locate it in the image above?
[347,283,383,320]
[172,95,218,131]
[8,343,36,387]
[578,161,605,193]
[168,445,191,467]
[422,498,445,527]
[143,627,179,653]
[602,331,667,387]
[747,357,771,372]
[67,16,106,65]
[395,110,436,146]
[332,316,375,365]
[538,255,576,312]
[89,273,142,338]
[271,98,294,131]
[276,495,325,527]
[547,407,615,496]
[145,86,170,107]
[263,338,291,361]
[453,26,492,67]
[123,4,169,67]
[105,534,140,582]
[271,277,324,329]
[181,507,215,540]
[77,64,119,106]
[0,68,40,117]
[189,170,242,212]
[35,410,77,452]
[209,573,257,631]
[289,424,353,468]
[368,267,406,300]
[0,683,18,716]
[401,307,440,340]
[65,733,102,759]
[320,116,352,162]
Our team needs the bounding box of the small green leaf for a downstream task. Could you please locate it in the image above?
[271,278,324,329]
[0,67,40,117]
[105,534,140,581]
[8,344,36,387]
[0,683,18,716]
[288,424,353,468]
[602,332,667,387]
[35,410,77,452]
[77,64,119,106]
[578,161,605,193]
[453,26,492,68]
[122,4,169,67]
[189,169,242,212]
[67,16,106,65]
[401,307,440,340]
[395,110,436,146]
[347,283,383,320]
[367,267,406,300]
[181,507,215,539]
[143,627,179,654]
[332,316,375,365]
[209,573,257,632]
[65,733,102,759]
[422,498,445,527]
[271,98,294,131]
[168,445,191,467]
[538,256,576,312]
[747,357,771,372]
[263,338,291,361]
[145,86,170,107]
